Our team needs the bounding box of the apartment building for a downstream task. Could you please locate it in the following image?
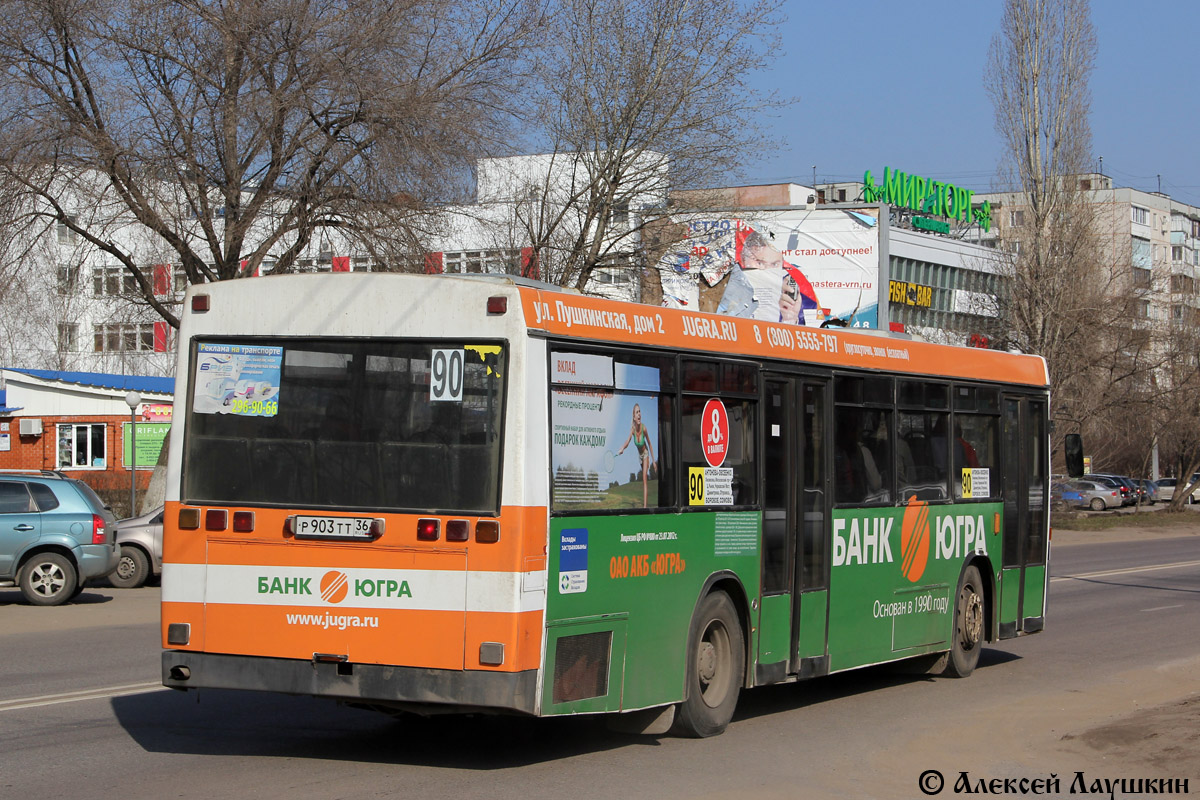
[974,174,1200,330]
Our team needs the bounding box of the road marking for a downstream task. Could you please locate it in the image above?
[1141,604,1184,612]
[0,681,164,712]
[1051,559,1200,584]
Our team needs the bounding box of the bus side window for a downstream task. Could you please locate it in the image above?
[898,410,949,501]
[834,408,889,505]
[955,413,999,499]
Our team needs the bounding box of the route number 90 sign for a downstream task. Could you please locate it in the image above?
[430,349,464,402]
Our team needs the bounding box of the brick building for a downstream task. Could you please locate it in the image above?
[0,369,174,512]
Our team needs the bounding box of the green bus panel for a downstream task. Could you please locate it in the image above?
[1023,564,1046,621]
[1000,567,1021,623]
[546,512,762,714]
[543,616,628,714]
[827,502,1002,673]
[796,591,828,660]
[757,593,792,665]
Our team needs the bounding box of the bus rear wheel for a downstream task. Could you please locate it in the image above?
[944,565,984,678]
[671,591,744,738]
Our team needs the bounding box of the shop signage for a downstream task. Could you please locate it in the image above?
[912,216,950,234]
[864,167,992,232]
[889,280,934,309]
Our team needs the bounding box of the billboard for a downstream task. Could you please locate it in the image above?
[656,209,880,329]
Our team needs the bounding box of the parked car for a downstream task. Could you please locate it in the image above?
[0,470,120,605]
[1154,477,1200,503]
[110,505,164,589]
[1135,479,1159,505]
[1052,481,1085,508]
[1083,474,1135,506]
[1067,479,1122,511]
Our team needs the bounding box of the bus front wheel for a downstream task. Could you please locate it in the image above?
[944,565,984,678]
[671,591,744,738]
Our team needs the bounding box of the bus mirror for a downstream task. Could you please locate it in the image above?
[1064,434,1084,478]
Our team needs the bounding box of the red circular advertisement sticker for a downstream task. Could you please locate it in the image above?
[702,398,729,467]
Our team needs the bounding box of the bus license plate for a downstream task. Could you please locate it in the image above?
[293,515,376,540]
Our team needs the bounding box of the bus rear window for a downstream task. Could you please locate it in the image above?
[184,339,505,514]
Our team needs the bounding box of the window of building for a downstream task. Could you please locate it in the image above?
[56,215,78,245]
[1132,206,1149,226]
[57,323,78,353]
[57,423,107,470]
[1173,246,1184,262]
[93,265,138,297]
[1138,299,1150,318]
[443,250,520,275]
[611,202,629,226]
[1009,210,1024,227]
[93,323,156,352]
[1133,267,1152,290]
[1132,237,1151,268]
[57,265,79,295]
[591,268,631,286]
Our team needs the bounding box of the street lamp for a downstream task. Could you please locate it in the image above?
[125,391,141,517]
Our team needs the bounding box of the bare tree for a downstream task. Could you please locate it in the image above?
[523,0,786,291]
[985,0,1157,462]
[0,0,544,327]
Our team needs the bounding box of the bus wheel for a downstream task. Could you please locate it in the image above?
[671,591,744,737]
[944,565,984,678]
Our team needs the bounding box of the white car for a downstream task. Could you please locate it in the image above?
[1154,477,1200,504]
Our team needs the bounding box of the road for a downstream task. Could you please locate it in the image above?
[1,525,1197,799]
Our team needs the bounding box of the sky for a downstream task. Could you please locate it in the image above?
[742,1,1200,206]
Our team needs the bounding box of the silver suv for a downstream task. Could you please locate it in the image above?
[0,471,120,605]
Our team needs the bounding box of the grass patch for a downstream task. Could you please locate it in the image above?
[1052,507,1200,531]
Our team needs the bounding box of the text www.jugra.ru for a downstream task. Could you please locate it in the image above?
[285,612,380,630]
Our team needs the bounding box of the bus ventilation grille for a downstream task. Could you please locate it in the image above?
[552,631,612,704]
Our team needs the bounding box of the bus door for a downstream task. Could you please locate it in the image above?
[760,375,829,683]
[999,395,1048,637]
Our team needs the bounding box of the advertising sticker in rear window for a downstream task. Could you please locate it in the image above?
[193,343,284,417]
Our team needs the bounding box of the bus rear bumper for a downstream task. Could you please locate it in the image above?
[162,650,539,715]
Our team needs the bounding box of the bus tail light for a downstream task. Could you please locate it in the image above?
[416,518,440,541]
[446,520,469,542]
[92,514,107,544]
[205,509,228,531]
[191,294,210,313]
[487,296,507,315]
[179,508,200,530]
[233,511,255,532]
[475,520,500,543]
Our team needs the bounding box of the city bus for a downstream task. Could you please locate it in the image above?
[160,272,1050,737]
